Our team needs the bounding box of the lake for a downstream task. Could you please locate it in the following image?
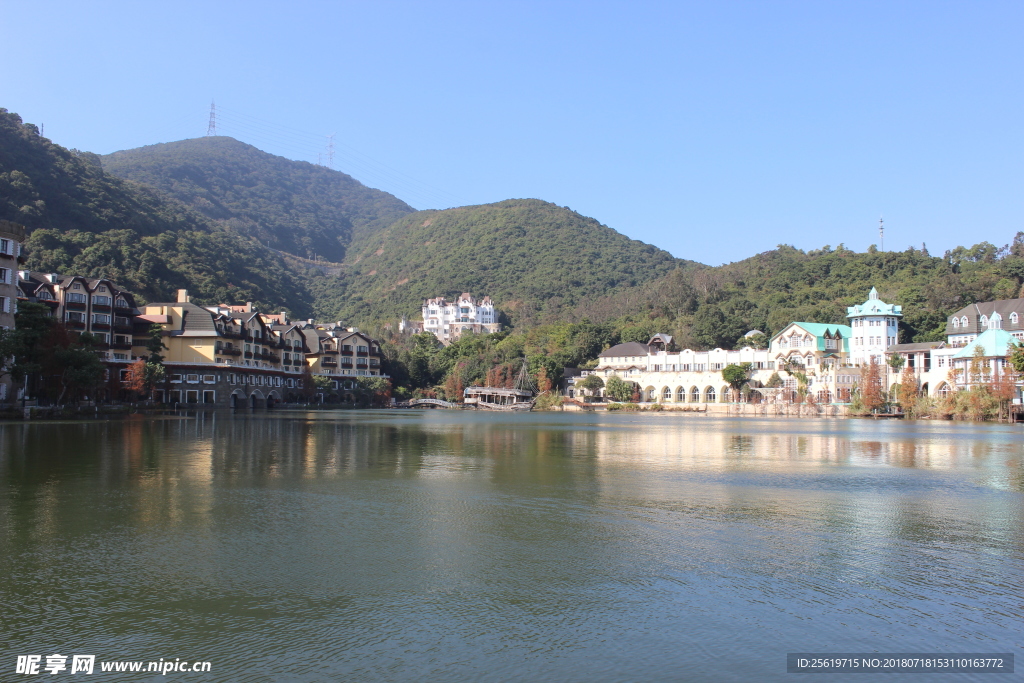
[1,411,1021,681]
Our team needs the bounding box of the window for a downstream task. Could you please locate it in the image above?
[0,297,7,314]
[170,374,183,383]
[952,317,959,328]
[357,345,368,353]
[203,390,216,404]
[186,374,199,384]
[1011,312,1020,325]
[65,311,86,323]
[961,316,968,327]
[0,268,8,284]
[113,353,128,360]
[0,239,9,254]
[92,313,110,324]
[93,295,111,306]
[66,292,87,303]
[203,375,215,384]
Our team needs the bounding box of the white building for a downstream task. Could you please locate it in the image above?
[847,287,902,366]
[417,293,501,343]
[0,220,26,402]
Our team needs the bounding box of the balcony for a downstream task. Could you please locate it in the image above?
[244,351,253,359]
[266,354,280,363]
[67,320,86,330]
[111,342,133,350]
[65,301,87,311]
[92,322,111,330]
[92,303,112,312]
[322,359,338,367]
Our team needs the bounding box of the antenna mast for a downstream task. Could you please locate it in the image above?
[206,101,217,136]
[879,217,884,251]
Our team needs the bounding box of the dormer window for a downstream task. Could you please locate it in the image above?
[952,317,959,328]
[961,316,968,327]
[980,315,988,327]
[1011,312,1019,325]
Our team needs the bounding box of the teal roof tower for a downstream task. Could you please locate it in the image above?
[847,287,902,319]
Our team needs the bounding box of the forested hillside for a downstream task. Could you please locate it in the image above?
[102,137,414,262]
[313,199,691,325]
[0,109,311,314]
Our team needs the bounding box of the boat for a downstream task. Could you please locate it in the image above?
[463,359,537,411]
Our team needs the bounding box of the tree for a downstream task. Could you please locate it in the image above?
[897,363,918,414]
[300,364,316,402]
[860,358,884,413]
[146,323,167,363]
[604,375,634,402]
[356,376,391,407]
[124,358,165,401]
[577,374,605,397]
[887,353,905,373]
[765,372,783,388]
[722,363,752,394]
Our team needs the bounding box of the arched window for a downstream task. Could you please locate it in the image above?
[980,315,988,327]
[990,313,1002,329]
[952,317,959,328]
[961,316,968,327]
[645,386,656,402]
[1011,312,1019,325]
[662,386,672,402]
[705,386,716,403]
[676,386,685,402]
[690,387,700,402]
[937,382,951,398]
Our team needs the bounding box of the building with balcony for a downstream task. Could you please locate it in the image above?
[410,293,501,344]
[135,290,385,407]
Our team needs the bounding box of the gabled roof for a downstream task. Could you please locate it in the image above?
[847,287,902,318]
[599,342,651,358]
[771,322,853,353]
[947,299,1024,334]
[952,329,1019,359]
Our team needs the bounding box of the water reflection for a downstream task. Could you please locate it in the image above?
[1,412,1022,682]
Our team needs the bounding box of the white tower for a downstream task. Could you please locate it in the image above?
[846,287,902,366]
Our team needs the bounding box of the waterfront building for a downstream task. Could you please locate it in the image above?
[413,293,501,343]
[136,290,385,407]
[583,336,781,404]
[0,221,26,402]
[846,287,902,366]
[945,299,1024,347]
[16,269,140,403]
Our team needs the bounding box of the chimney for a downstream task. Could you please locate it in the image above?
[280,311,287,323]
[176,289,190,303]
[245,302,253,313]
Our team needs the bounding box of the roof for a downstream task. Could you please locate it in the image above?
[647,333,674,346]
[772,322,853,353]
[887,341,946,353]
[947,299,1024,334]
[599,342,652,358]
[952,329,1019,359]
[847,287,902,318]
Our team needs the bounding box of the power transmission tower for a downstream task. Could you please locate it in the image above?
[207,101,217,136]
[326,133,335,169]
[879,217,884,251]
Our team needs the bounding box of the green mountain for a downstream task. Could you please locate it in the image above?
[315,199,691,325]
[101,137,414,262]
[0,108,311,314]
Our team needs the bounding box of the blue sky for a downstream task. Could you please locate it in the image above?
[2,1,1021,265]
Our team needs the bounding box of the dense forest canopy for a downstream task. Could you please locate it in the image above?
[102,137,414,262]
